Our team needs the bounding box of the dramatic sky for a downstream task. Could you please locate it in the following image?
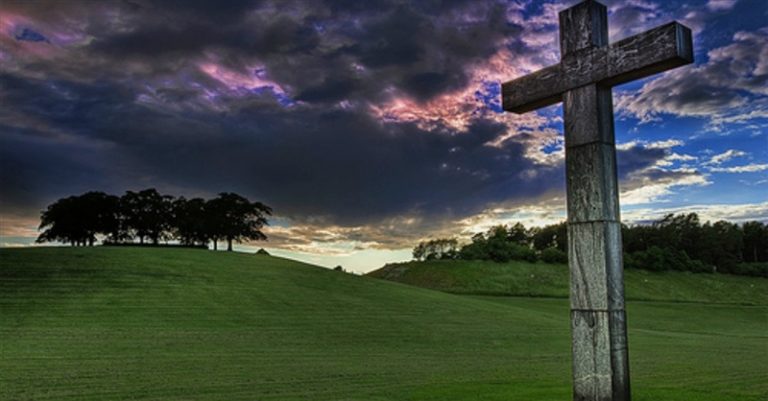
[1,0,766,272]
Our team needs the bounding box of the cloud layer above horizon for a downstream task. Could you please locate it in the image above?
[1,0,766,262]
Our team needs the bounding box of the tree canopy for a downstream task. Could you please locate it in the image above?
[36,189,271,251]
[412,214,767,277]
[206,193,272,251]
[37,191,120,247]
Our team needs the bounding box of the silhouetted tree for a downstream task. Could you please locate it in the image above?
[622,223,656,253]
[206,193,272,251]
[172,197,209,246]
[507,222,531,246]
[36,191,121,246]
[37,189,272,251]
[80,191,122,244]
[121,189,174,244]
[652,213,702,259]
[704,220,743,273]
[37,195,88,246]
[742,221,768,262]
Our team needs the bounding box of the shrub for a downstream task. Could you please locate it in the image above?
[540,247,568,264]
[458,241,487,261]
[459,239,536,263]
[624,246,713,273]
[509,243,538,263]
[728,262,768,278]
[625,246,666,271]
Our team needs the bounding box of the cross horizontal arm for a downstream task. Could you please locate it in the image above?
[502,22,693,114]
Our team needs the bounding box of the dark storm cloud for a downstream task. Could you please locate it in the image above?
[0,71,562,225]
[296,77,358,103]
[0,70,673,227]
[0,0,675,233]
[0,131,119,214]
[69,0,518,104]
[332,1,515,100]
[89,6,319,60]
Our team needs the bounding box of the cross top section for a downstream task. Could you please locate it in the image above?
[502,0,693,114]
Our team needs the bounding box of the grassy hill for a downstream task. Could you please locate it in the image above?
[368,259,768,305]
[1,247,766,401]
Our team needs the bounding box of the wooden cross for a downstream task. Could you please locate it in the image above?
[501,1,693,400]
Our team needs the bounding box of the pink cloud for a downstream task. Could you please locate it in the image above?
[199,61,287,97]
[0,9,91,66]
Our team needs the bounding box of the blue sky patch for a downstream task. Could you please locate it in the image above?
[15,27,48,43]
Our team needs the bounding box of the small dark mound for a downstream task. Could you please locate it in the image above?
[255,248,270,256]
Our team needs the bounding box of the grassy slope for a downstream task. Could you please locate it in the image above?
[0,248,765,401]
[368,259,768,305]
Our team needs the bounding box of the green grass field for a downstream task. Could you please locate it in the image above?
[369,259,768,305]
[1,248,766,401]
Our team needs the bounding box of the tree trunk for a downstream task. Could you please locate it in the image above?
[140,236,144,245]
[213,239,218,251]
[227,238,233,252]
[88,237,94,247]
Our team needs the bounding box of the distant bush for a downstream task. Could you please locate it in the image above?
[255,248,270,256]
[456,241,486,261]
[624,246,711,273]
[540,247,568,264]
[510,244,538,263]
[726,262,768,278]
[457,227,537,263]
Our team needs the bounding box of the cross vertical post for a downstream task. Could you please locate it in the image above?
[560,3,628,401]
[500,1,693,400]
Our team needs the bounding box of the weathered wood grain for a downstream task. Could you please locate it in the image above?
[604,22,693,87]
[563,85,615,147]
[568,221,625,310]
[502,22,693,113]
[565,142,620,223]
[609,309,630,401]
[559,0,608,56]
[571,310,612,401]
[571,309,631,401]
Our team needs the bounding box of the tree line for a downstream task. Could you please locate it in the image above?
[412,213,768,277]
[37,189,271,251]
